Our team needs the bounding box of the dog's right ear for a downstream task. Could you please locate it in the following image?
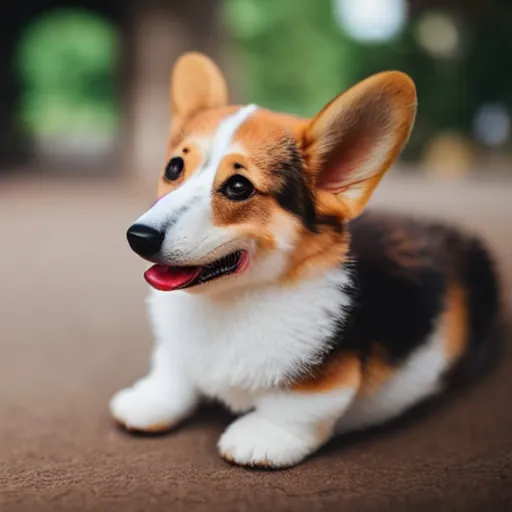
[170,52,228,127]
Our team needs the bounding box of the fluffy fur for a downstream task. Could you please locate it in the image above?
[110,52,500,468]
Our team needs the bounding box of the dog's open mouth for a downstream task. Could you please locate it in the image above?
[144,250,249,291]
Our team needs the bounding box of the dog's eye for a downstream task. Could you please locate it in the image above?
[221,174,255,201]
[164,157,184,181]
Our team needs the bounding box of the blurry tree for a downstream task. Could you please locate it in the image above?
[16,8,119,139]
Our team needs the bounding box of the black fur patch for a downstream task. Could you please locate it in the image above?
[310,212,500,375]
[344,214,446,363]
[272,139,342,233]
[272,140,317,232]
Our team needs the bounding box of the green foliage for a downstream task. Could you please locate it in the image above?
[223,0,512,160]
[222,0,411,115]
[222,0,419,158]
[16,8,119,137]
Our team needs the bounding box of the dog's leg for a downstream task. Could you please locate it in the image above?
[110,342,198,433]
[217,386,358,468]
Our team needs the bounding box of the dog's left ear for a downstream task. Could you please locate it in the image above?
[304,71,417,219]
[170,52,228,127]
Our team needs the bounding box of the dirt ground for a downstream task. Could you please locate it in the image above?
[1,173,511,511]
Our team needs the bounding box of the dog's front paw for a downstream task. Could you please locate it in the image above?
[218,413,315,468]
[110,380,182,433]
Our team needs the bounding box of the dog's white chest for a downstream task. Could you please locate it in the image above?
[147,269,351,396]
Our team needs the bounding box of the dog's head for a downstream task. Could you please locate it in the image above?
[127,52,417,294]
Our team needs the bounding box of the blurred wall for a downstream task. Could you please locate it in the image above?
[125,0,224,191]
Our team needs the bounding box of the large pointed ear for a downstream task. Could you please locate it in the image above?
[304,71,417,219]
[170,52,228,124]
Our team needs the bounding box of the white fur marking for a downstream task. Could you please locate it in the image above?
[150,267,352,391]
[206,104,257,175]
[111,265,354,465]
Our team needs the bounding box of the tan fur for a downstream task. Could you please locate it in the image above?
[208,109,349,282]
[212,193,276,251]
[170,52,228,140]
[291,343,395,400]
[116,420,172,434]
[222,452,274,468]
[442,282,468,362]
[233,109,307,155]
[157,140,204,198]
[359,344,395,397]
[210,111,308,254]
[292,351,361,393]
[281,228,350,283]
[169,106,241,150]
[304,71,417,219]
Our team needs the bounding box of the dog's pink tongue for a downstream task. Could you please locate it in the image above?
[144,264,201,291]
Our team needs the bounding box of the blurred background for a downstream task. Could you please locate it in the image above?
[1,0,511,381]
[1,0,512,181]
[1,2,512,507]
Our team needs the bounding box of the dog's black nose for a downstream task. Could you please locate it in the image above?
[126,224,164,257]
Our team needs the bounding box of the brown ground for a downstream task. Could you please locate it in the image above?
[1,173,511,511]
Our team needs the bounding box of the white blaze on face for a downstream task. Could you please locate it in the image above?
[207,104,258,176]
[134,104,258,264]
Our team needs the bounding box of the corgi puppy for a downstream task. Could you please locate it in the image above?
[110,52,500,468]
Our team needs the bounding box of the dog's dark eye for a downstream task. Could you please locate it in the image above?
[164,157,184,181]
[221,174,255,201]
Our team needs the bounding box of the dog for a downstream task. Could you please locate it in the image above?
[110,52,500,468]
